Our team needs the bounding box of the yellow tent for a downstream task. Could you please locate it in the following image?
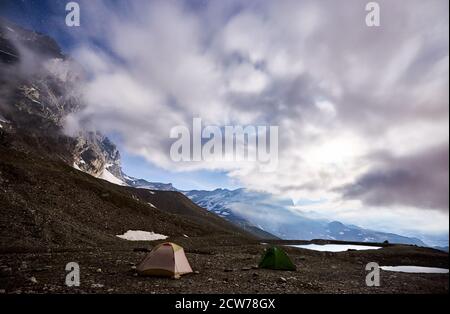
[136,242,193,278]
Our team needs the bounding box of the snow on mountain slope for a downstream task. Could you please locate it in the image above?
[99,168,126,186]
[184,188,427,246]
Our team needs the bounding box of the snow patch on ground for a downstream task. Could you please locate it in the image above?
[380,266,449,274]
[73,163,81,170]
[147,202,157,208]
[289,244,382,252]
[116,230,168,241]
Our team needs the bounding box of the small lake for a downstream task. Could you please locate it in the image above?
[288,244,382,252]
[380,266,449,274]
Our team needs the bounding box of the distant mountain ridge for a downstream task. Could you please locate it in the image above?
[182,188,427,246]
[124,178,429,246]
[87,154,428,245]
[434,246,449,253]
[124,176,178,191]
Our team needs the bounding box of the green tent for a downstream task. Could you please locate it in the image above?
[258,246,297,271]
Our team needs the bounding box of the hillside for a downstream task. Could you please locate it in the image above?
[0,132,256,251]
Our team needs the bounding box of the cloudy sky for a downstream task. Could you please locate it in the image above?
[2,0,448,240]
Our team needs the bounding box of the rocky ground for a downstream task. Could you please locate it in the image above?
[0,240,448,294]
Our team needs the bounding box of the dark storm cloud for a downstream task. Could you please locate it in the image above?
[339,145,449,211]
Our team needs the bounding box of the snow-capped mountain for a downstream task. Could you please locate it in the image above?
[182,188,280,239]
[0,18,124,186]
[184,188,427,246]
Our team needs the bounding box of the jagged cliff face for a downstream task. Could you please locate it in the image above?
[73,132,125,183]
[0,19,124,183]
[0,19,80,122]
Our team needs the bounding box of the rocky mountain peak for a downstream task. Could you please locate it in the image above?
[1,19,124,184]
[73,132,123,180]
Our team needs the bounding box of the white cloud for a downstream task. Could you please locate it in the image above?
[66,0,449,236]
[227,63,269,94]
